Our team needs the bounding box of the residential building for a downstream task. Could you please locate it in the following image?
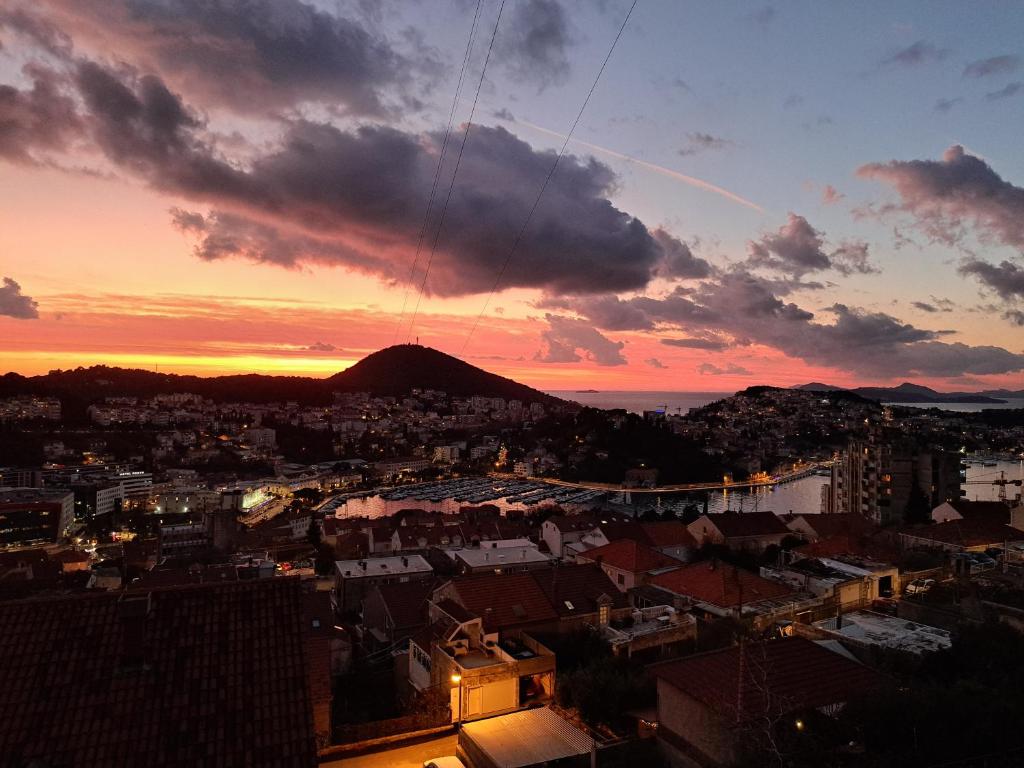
[575,539,679,591]
[653,637,885,767]
[457,707,595,768]
[333,554,433,614]
[540,515,594,558]
[0,488,75,548]
[687,511,791,552]
[448,543,554,575]
[897,518,1024,553]
[361,579,435,651]
[812,611,951,656]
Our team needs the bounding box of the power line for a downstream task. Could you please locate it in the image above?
[391,0,484,345]
[460,0,639,356]
[406,0,507,342]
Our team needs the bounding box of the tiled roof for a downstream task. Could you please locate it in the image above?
[652,636,885,724]
[531,564,628,615]
[948,499,1010,519]
[0,578,319,767]
[901,519,1024,547]
[446,572,558,631]
[700,511,790,538]
[373,580,434,631]
[795,533,898,563]
[640,522,698,549]
[791,513,872,539]
[649,562,795,608]
[576,539,678,574]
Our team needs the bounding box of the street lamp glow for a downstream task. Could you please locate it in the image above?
[450,673,462,684]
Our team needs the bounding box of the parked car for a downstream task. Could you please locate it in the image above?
[905,578,935,595]
[424,758,466,768]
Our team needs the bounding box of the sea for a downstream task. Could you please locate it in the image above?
[545,389,1024,514]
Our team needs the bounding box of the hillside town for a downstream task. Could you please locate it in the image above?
[2,359,1024,767]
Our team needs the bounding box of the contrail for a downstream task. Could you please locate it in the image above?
[515,118,764,213]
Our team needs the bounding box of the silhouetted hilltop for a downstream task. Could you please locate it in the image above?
[0,346,559,405]
[326,345,556,403]
[794,381,1010,404]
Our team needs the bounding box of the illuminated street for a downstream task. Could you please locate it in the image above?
[322,734,458,768]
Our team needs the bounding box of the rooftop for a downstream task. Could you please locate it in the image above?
[335,554,432,578]
[460,707,595,767]
[813,610,952,655]
[576,539,679,573]
[698,511,790,538]
[650,562,796,608]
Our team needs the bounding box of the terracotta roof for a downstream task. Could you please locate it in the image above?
[576,539,678,574]
[947,499,1010,519]
[699,511,790,538]
[795,533,898,563]
[0,578,319,766]
[444,572,558,631]
[531,564,629,616]
[653,637,885,724]
[434,598,476,624]
[546,515,595,533]
[649,562,795,608]
[640,522,698,549]
[790,513,872,540]
[900,519,1024,548]
[373,580,434,631]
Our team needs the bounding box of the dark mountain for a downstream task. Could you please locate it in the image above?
[793,381,1008,404]
[0,345,559,406]
[325,345,557,403]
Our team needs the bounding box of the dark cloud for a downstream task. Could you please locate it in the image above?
[535,314,626,366]
[661,337,730,352]
[963,55,1019,79]
[653,230,713,280]
[746,214,876,277]
[492,107,515,121]
[882,40,950,68]
[912,301,938,313]
[985,82,1022,101]
[678,132,735,157]
[0,7,71,55]
[1005,310,1024,326]
[0,277,39,319]
[698,362,751,376]
[645,358,667,369]
[37,0,430,116]
[858,145,1024,251]
[0,66,81,164]
[958,259,1024,302]
[933,97,963,113]
[305,341,336,352]
[497,0,573,92]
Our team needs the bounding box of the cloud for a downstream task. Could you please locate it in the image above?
[958,259,1024,302]
[34,0,432,116]
[985,82,1022,101]
[645,357,667,369]
[881,40,950,68]
[1006,310,1024,326]
[831,241,879,276]
[492,108,515,121]
[0,65,82,164]
[535,314,626,366]
[496,0,573,91]
[933,97,963,113]
[963,55,1020,79]
[697,362,751,376]
[0,7,71,55]
[0,277,39,319]
[821,184,845,205]
[29,61,691,298]
[678,132,735,157]
[305,341,336,352]
[661,337,730,352]
[858,145,1024,251]
[745,215,877,278]
[912,301,938,313]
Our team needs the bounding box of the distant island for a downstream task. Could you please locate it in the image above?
[795,381,1021,404]
[576,389,600,393]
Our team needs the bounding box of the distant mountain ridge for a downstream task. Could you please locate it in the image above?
[0,345,560,405]
[794,381,1023,404]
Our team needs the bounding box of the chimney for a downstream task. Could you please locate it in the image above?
[118,591,152,670]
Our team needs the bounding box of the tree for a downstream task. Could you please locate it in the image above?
[306,518,322,548]
[903,478,931,525]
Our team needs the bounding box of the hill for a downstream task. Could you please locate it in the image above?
[0,345,559,406]
[325,345,557,402]
[795,381,1008,404]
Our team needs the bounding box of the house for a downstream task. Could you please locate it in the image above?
[540,515,594,558]
[653,637,886,767]
[0,578,329,765]
[812,611,951,656]
[646,562,819,629]
[931,499,1019,525]
[457,707,596,768]
[334,554,433,614]
[575,539,679,591]
[687,511,791,552]
[408,600,556,723]
[783,513,872,543]
[448,543,554,575]
[761,554,897,612]
[572,520,697,563]
[897,518,1024,553]
[361,579,435,651]
[432,564,630,634]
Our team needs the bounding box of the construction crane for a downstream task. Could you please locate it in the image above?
[964,471,1023,503]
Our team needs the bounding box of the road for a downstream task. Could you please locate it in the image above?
[322,734,458,768]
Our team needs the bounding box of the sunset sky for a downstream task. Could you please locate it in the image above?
[1,1,1023,391]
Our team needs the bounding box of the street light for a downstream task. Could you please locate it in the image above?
[451,673,463,728]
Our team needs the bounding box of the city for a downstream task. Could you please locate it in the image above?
[2,2,1024,767]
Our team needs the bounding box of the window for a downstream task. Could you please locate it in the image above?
[598,604,610,626]
[617,573,625,585]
